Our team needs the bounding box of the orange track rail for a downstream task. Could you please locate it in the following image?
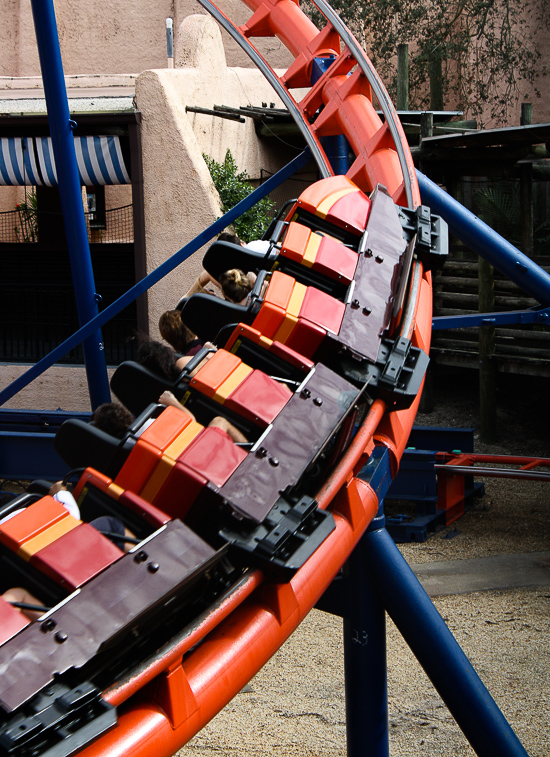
[79,1,432,753]
[79,269,432,756]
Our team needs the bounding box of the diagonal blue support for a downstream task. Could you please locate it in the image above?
[433,306,550,330]
[362,526,529,757]
[417,169,550,307]
[320,442,529,756]
[0,149,311,408]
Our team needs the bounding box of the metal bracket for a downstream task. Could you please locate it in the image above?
[338,337,429,409]
[220,494,335,581]
[398,204,449,271]
[0,680,116,757]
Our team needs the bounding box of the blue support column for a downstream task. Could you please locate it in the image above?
[312,57,350,175]
[362,525,529,756]
[417,170,550,306]
[30,0,110,410]
[342,446,394,757]
[319,444,528,755]
[343,509,389,757]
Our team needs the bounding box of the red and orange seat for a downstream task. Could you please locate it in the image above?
[111,348,295,517]
[251,270,345,358]
[292,174,371,236]
[279,221,358,286]
[0,496,123,593]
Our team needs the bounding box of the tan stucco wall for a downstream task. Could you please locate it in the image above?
[137,14,297,341]
[0,0,292,78]
[174,0,292,71]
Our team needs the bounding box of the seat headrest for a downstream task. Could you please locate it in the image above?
[54,419,132,477]
[202,240,272,281]
[111,361,173,417]
[179,293,253,343]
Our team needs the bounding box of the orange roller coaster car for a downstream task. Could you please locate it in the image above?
[0,0,449,754]
[0,171,445,757]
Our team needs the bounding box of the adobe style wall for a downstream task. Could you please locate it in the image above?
[0,14,301,412]
[1,0,546,123]
[0,0,292,77]
[137,14,299,343]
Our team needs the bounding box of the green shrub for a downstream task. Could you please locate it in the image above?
[14,191,38,242]
[203,149,274,243]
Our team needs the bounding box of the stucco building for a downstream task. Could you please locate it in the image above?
[0,0,547,411]
[0,1,310,411]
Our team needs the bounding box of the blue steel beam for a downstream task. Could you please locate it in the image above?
[344,530,389,757]
[30,0,110,410]
[432,306,550,330]
[312,57,351,176]
[417,170,550,307]
[0,431,70,481]
[0,149,311,408]
[319,442,529,757]
[363,526,529,756]
[0,409,90,480]
[344,446,394,757]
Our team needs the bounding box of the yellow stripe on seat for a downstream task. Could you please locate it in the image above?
[214,362,253,403]
[302,233,322,267]
[108,483,125,499]
[19,515,81,560]
[286,281,307,317]
[164,421,204,460]
[274,313,298,343]
[316,187,356,218]
[140,455,176,502]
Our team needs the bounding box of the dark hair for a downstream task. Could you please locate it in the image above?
[219,268,251,303]
[158,310,196,353]
[136,336,180,380]
[91,402,135,439]
[218,231,242,246]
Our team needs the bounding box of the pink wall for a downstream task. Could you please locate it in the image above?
[0,0,291,77]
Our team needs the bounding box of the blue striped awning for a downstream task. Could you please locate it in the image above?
[0,138,42,186]
[0,136,131,186]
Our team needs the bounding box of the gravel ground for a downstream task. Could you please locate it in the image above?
[179,369,550,757]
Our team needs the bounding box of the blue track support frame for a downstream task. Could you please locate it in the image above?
[433,306,550,330]
[317,444,529,756]
[344,531,389,757]
[30,0,110,410]
[417,170,550,307]
[312,57,350,175]
[338,522,530,756]
[343,446,394,757]
[0,149,311,409]
[361,525,529,757]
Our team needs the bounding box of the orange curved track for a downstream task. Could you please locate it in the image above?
[78,2,432,754]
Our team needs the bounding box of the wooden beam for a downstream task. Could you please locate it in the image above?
[397,44,409,111]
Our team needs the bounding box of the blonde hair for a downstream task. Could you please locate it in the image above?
[219,269,251,304]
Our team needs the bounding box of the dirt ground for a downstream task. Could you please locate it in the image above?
[179,368,550,757]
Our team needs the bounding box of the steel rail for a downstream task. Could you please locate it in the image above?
[196,0,333,178]
[311,0,417,209]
